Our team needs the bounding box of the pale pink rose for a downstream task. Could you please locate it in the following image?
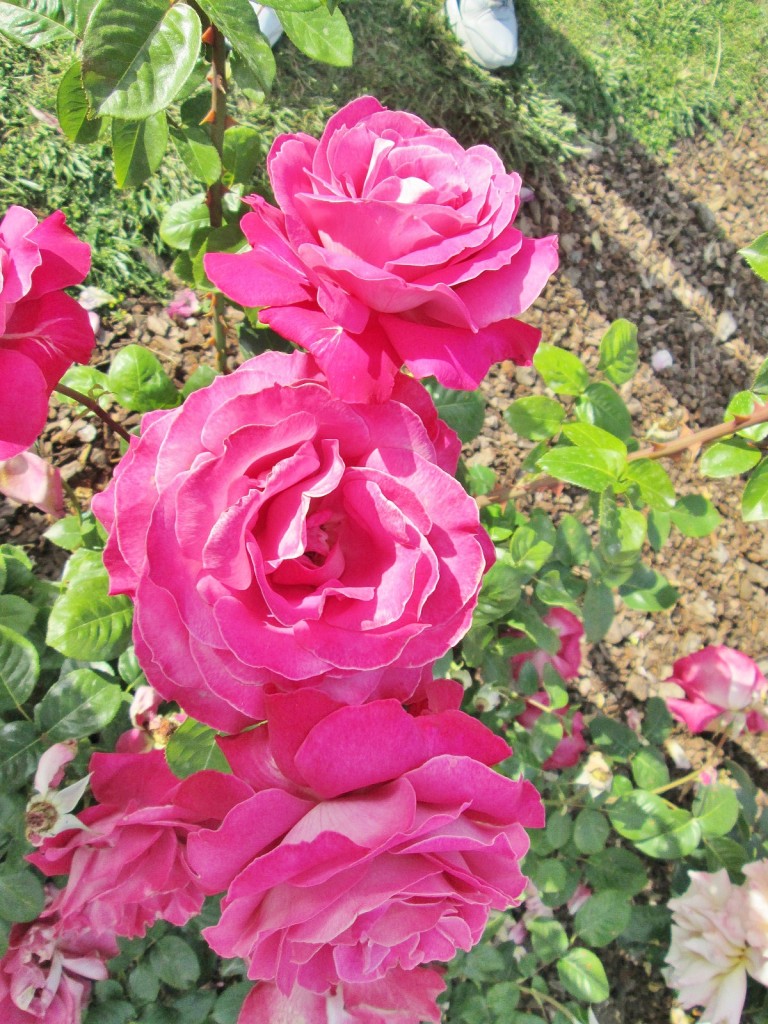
[0,206,94,459]
[188,681,543,996]
[666,869,762,1024]
[238,968,445,1024]
[743,860,768,979]
[510,607,584,682]
[515,691,586,770]
[0,451,63,517]
[625,707,643,733]
[166,287,200,319]
[92,351,492,732]
[205,96,558,402]
[665,645,768,736]
[0,888,117,1024]
[521,881,553,926]
[28,750,250,939]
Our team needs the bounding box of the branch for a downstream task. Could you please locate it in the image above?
[204,23,229,373]
[55,384,132,443]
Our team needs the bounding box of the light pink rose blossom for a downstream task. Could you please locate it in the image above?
[92,350,493,732]
[28,750,250,939]
[166,287,200,319]
[0,205,94,459]
[666,869,767,1024]
[510,607,584,683]
[0,450,64,517]
[743,860,768,975]
[188,680,543,999]
[665,645,768,736]
[205,96,558,402]
[0,888,117,1024]
[237,968,445,1024]
[515,691,586,770]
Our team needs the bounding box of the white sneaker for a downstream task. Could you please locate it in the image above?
[250,3,284,47]
[445,0,518,70]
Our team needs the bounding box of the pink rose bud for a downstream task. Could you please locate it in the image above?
[567,883,592,915]
[665,645,768,736]
[510,607,584,682]
[651,348,674,371]
[205,96,558,402]
[0,450,63,517]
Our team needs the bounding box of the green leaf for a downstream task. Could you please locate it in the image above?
[545,810,572,849]
[554,514,591,566]
[82,0,201,118]
[128,962,160,1005]
[57,60,102,142]
[705,836,749,873]
[505,396,564,440]
[609,791,702,859]
[529,857,567,898]
[557,948,609,1004]
[582,580,614,643]
[597,319,638,385]
[213,983,252,1024]
[0,0,76,47]
[619,565,678,612]
[700,438,761,478]
[36,668,123,741]
[537,448,622,492]
[623,460,676,510]
[590,715,640,757]
[693,784,740,839]
[463,463,496,497]
[742,458,768,522]
[670,494,721,536]
[200,0,276,91]
[573,809,609,854]
[0,869,45,923]
[585,848,647,897]
[150,936,200,989]
[529,918,569,962]
[47,574,133,661]
[108,344,179,411]
[85,1002,136,1024]
[160,194,210,250]
[533,343,589,396]
[182,364,218,397]
[173,991,216,1024]
[725,391,768,442]
[630,748,670,790]
[222,124,263,187]
[510,522,555,575]
[641,697,673,744]
[598,500,646,570]
[574,892,631,947]
[0,624,39,714]
[575,382,633,441]
[0,594,36,634]
[424,380,484,443]
[563,422,627,457]
[739,231,768,282]
[171,126,221,186]
[165,718,231,779]
[280,3,353,64]
[0,721,42,789]
[647,508,671,551]
[112,111,168,188]
[753,355,768,396]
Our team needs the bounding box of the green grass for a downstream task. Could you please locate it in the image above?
[1,0,765,294]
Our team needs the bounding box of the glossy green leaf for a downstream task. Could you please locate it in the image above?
[112,111,168,188]
[590,714,640,757]
[740,231,768,282]
[107,344,179,412]
[575,381,632,441]
[641,697,674,744]
[623,459,676,510]
[554,514,591,566]
[47,575,133,661]
[82,0,201,118]
[280,2,353,64]
[505,395,564,440]
[619,565,678,612]
[199,0,276,91]
[585,848,647,896]
[533,343,589,396]
[609,791,702,859]
[0,594,36,634]
[693,783,740,839]
[57,61,102,142]
[166,718,231,779]
[724,391,768,442]
[150,936,200,989]
[0,869,45,923]
[222,124,263,187]
[705,836,750,873]
[582,580,613,643]
[36,668,123,741]
[0,721,41,789]
[742,458,768,522]
[563,422,627,456]
[597,318,638,385]
[670,494,721,536]
[573,809,609,854]
[630,747,670,790]
[529,918,569,962]
[0,0,76,47]
[575,892,631,947]
[557,948,609,1003]
[537,447,622,491]
[171,126,221,186]
[424,380,484,443]
[212,983,252,1024]
[699,437,761,478]
[463,463,496,497]
[0,624,38,714]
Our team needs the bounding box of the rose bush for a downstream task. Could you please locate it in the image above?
[665,645,768,735]
[205,96,558,402]
[510,606,584,682]
[0,206,94,459]
[92,350,493,731]
[188,681,543,1010]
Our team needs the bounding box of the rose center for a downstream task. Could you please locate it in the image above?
[25,800,59,840]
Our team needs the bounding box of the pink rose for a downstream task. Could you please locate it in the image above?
[0,450,64,517]
[205,96,558,402]
[510,607,584,682]
[0,206,94,459]
[28,750,250,939]
[188,682,543,997]
[92,351,493,732]
[515,692,586,770]
[665,645,768,735]
[238,968,445,1024]
[0,888,117,1024]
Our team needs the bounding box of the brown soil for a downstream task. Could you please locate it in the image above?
[2,118,768,1024]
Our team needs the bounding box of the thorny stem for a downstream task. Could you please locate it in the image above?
[207,24,229,374]
[517,984,583,1024]
[54,384,131,443]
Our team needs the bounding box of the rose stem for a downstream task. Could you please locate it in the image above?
[206,23,230,375]
[55,384,132,443]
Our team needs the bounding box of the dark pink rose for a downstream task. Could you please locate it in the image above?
[205,96,558,402]
[238,967,445,1024]
[516,692,586,770]
[0,888,117,1024]
[92,351,492,732]
[510,607,584,682]
[0,206,94,459]
[28,751,250,939]
[665,645,768,735]
[188,682,543,996]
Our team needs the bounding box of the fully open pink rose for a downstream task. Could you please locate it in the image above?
[205,96,558,402]
[0,206,94,459]
[665,645,768,736]
[28,751,250,939]
[515,691,586,770]
[0,888,117,1024]
[510,606,584,682]
[188,682,543,998]
[92,351,493,731]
